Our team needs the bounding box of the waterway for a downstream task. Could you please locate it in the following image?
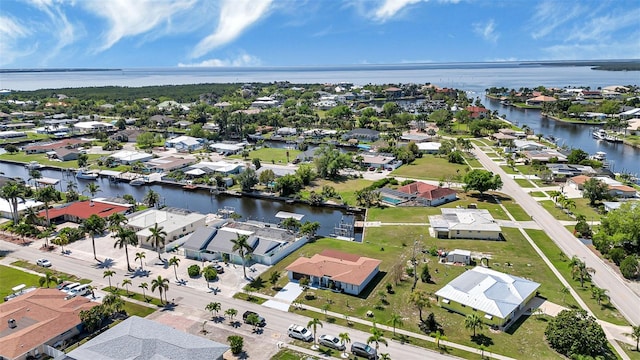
[0,163,360,240]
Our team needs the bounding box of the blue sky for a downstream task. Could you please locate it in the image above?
[1,0,639,68]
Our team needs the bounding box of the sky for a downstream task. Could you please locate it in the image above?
[1,0,639,68]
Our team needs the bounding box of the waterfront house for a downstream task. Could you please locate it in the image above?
[256,164,297,179]
[146,156,195,172]
[209,142,243,155]
[51,148,79,162]
[24,138,89,154]
[165,135,205,152]
[511,140,545,152]
[109,129,143,142]
[356,153,402,170]
[127,208,207,248]
[429,208,502,240]
[522,149,567,163]
[525,95,556,106]
[67,316,228,360]
[546,164,596,180]
[466,106,489,119]
[384,87,403,99]
[276,127,297,136]
[286,249,381,295]
[343,128,380,141]
[110,150,154,165]
[0,288,96,360]
[416,142,442,154]
[393,181,457,206]
[41,198,132,224]
[0,198,44,221]
[0,130,26,139]
[183,221,309,266]
[73,121,115,133]
[568,175,637,198]
[435,267,540,328]
[187,160,245,175]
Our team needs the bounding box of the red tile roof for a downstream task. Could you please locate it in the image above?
[40,200,129,220]
[24,138,89,151]
[286,250,381,286]
[398,181,457,200]
[0,288,96,359]
[568,175,591,185]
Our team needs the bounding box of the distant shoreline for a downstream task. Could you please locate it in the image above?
[0,68,122,74]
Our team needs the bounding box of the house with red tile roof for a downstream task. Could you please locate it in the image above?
[396,181,458,206]
[24,139,89,154]
[286,250,381,295]
[0,288,97,360]
[40,198,132,224]
[525,95,557,106]
[465,106,489,119]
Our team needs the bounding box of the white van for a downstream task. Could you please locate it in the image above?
[61,282,81,293]
[67,284,90,298]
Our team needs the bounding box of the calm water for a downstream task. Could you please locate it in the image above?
[0,163,359,240]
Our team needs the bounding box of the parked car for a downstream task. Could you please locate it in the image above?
[242,310,266,326]
[61,282,81,293]
[66,284,91,299]
[351,342,377,359]
[288,324,313,342]
[319,334,345,351]
[212,263,224,273]
[36,258,52,267]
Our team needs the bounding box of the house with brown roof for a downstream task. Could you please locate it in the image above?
[0,288,96,360]
[52,147,80,162]
[396,181,458,206]
[286,250,381,295]
[40,198,132,224]
[466,106,489,119]
[24,139,89,154]
[525,95,557,106]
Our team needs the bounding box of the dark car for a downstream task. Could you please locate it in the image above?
[242,310,266,326]
[351,342,377,359]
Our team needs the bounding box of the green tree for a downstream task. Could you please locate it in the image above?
[35,186,62,243]
[367,323,388,353]
[168,256,181,281]
[281,217,301,232]
[121,279,132,295]
[81,214,107,261]
[274,174,303,196]
[135,251,146,270]
[582,178,609,206]
[387,313,403,336]
[80,306,104,333]
[103,270,116,289]
[237,168,258,192]
[409,290,430,322]
[149,223,167,260]
[206,301,221,319]
[258,168,275,185]
[77,153,89,168]
[39,271,58,288]
[0,181,32,223]
[625,325,640,352]
[307,318,323,347]
[339,332,351,357]
[420,264,431,283]
[225,308,238,323]
[590,286,609,305]
[113,227,138,272]
[136,132,157,148]
[107,212,128,233]
[52,232,70,254]
[84,182,100,198]
[139,282,149,300]
[268,271,281,290]
[202,266,218,287]
[620,256,639,279]
[300,221,320,239]
[545,309,608,358]
[143,189,161,208]
[252,158,261,169]
[227,335,244,355]
[151,275,170,304]
[463,169,503,196]
[314,145,352,179]
[231,233,253,280]
[295,164,315,185]
[569,256,594,288]
[431,329,447,349]
[567,149,589,164]
[464,313,483,337]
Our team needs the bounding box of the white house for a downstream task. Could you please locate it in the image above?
[445,249,471,265]
[429,208,502,240]
[127,208,207,249]
[209,142,243,155]
[110,150,154,165]
[73,121,115,132]
[165,135,205,152]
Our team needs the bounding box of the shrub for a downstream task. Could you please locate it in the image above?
[187,264,201,277]
[227,335,244,355]
[608,248,625,266]
[620,256,638,279]
[203,266,218,281]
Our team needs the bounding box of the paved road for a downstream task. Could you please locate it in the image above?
[472,144,640,326]
[0,241,461,360]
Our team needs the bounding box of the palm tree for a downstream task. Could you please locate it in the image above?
[102,292,124,314]
[151,275,170,304]
[339,332,351,358]
[409,290,430,322]
[367,323,388,353]
[84,182,100,198]
[113,227,138,272]
[22,206,42,226]
[231,233,253,280]
[388,313,403,336]
[139,282,149,300]
[52,231,69,253]
[560,286,570,303]
[0,181,31,224]
[35,186,61,246]
[122,279,132,295]
[168,256,181,281]
[205,302,221,319]
[107,212,128,233]
[307,318,323,348]
[39,271,58,288]
[225,308,238,323]
[143,189,161,208]
[135,251,146,271]
[103,270,116,290]
[569,256,594,288]
[379,354,391,360]
[625,325,640,351]
[548,190,561,203]
[81,214,107,261]
[14,220,32,244]
[148,223,167,260]
[431,329,447,349]
[591,286,609,305]
[464,314,483,337]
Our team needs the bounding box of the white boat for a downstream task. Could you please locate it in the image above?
[590,151,607,161]
[129,178,146,186]
[76,169,98,180]
[24,161,44,170]
[592,129,607,140]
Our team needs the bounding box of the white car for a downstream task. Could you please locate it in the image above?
[288,324,313,342]
[36,258,52,267]
[319,334,345,351]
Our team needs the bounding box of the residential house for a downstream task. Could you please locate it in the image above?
[491,132,516,146]
[67,316,228,360]
[445,249,471,265]
[522,149,567,163]
[127,208,207,249]
[0,288,96,360]
[466,106,489,119]
[109,129,143,143]
[276,127,297,136]
[0,131,26,139]
[73,121,115,132]
[24,139,89,154]
[286,249,381,295]
[429,208,502,240]
[251,96,279,109]
[183,221,309,266]
[580,90,602,99]
[209,142,243,155]
[357,153,402,170]
[525,95,557,106]
[0,197,43,220]
[342,128,380,141]
[567,175,638,198]
[165,135,205,152]
[186,160,245,176]
[41,198,132,224]
[149,114,175,127]
[384,87,403,99]
[213,101,232,109]
[110,150,154,165]
[390,181,458,206]
[157,100,189,111]
[416,142,442,154]
[146,156,195,172]
[435,267,540,328]
[546,164,596,181]
[256,164,297,179]
[52,148,79,161]
[511,140,545,152]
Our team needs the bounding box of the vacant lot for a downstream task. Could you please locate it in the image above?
[228,147,301,164]
[0,265,41,300]
[391,155,469,180]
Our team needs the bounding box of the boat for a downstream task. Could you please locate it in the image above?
[24,161,44,170]
[590,151,607,161]
[592,129,607,140]
[182,184,198,190]
[129,178,146,186]
[76,169,98,180]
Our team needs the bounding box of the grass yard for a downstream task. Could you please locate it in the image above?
[270,349,311,360]
[122,300,156,318]
[528,191,546,197]
[11,260,92,284]
[500,166,518,174]
[525,229,627,326]
[617,341,640,360]
[391,155,469,181]
[514,178,536,188]
[515,165,534,175]
[0,265,41,300]
[301,177,373,205]
[228,147,301,164]
[464,155,482,168]
[0,152,103,169]
[501,201,531,221]
[102,287,164,307]
[539,200,575,221]
[366,207,437,223]
[572,198,603,221]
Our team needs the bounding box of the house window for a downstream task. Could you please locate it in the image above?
[456,230,460,235]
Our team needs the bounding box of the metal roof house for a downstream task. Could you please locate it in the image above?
[429,208,502,240]
[435,267,540,328]
[127,208,207,249]
[67,316,228,360]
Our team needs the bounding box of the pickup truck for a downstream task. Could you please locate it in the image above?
[242,310,266,327]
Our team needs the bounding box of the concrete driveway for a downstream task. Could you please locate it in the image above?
[263,282,302,311]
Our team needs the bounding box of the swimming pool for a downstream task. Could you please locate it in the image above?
[382,196,404,205]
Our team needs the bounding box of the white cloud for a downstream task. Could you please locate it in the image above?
[529,1,585,40]
[191,0,273,59]
[373,0,424,22]
[0,15,36,66]
[473,19,499,43]
[566,11,639,42]
[178,53,262,67]
[25,0,78,63]
[542,35,640,60]
[82,0,196,52]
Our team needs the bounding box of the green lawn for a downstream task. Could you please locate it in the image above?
[271,349,311,360]
[391,155,469,180]
[0,265,41,300]
[366,207,437,223]
[464,155,482,168]
[228,147,301,164]
[525,229,627,325]
[102,287,164,307]
[528,192,546,197]
[617,341,640,360]
[502,202,531,221]
[514,179,536,188]
[539,200,575,221]
[572,198,604,221]
[515,165,534,175]
[500,166,518,175]
[301,177,373,205]
[122,300,156,317]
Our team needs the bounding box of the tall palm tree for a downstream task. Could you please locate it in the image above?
[388,313,404,336]
[307,318,323,347]
[38,271,58,288]
[14,220,33,244]
[225,308,238,323]
[367,323,388,353]
[569,256,594,288]
[560,286,570,303]
[35,186,61,233]
[113,227,138,272]
[107,212,128,233]
[81,214,107,261]
[84,182,100,198]
[409,290,430,322]
[103,270,116,290]
[206,302,221,319]
[22,206,42,226]
[464,313,483,337]
[139,282,149,300]
[102,293,124,314]
[231,233,253,280]
[339,332,351,358]
[151,275,169,304]
[135,251,146,270]
[548,190,562,203]
[168,256,181,281]
[591,286,609,305]
[0,181,31,224]
[143,189,161,208]
[122,279,132,295]
[149,223,167,260]
[430,329,447,349]
[52,231,69,253]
